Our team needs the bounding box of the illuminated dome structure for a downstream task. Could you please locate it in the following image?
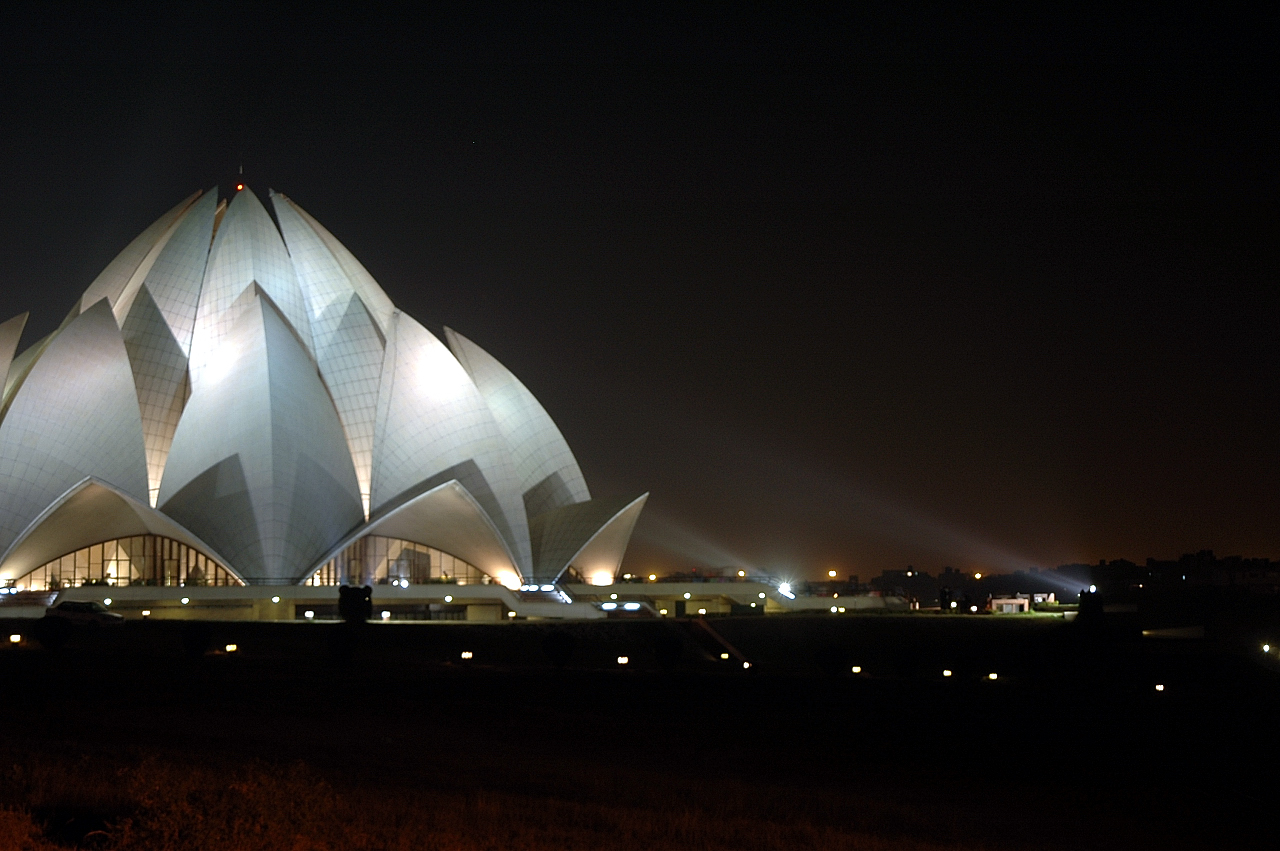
[0,187,646,599]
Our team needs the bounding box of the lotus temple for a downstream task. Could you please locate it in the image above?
[0,185,875,621]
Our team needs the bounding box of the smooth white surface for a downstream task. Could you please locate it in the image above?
[445,328,590,519]
[160,293,363,583]
[0,301,150,558]
[371,313,531,573]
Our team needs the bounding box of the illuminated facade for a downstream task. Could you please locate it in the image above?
[0,186,645,599]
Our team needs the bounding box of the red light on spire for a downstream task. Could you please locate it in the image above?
[235,183,244,191]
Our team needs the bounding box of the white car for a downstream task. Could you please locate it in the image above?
[44,600,125,626]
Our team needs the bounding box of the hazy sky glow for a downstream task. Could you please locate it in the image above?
[1,9,1275,579]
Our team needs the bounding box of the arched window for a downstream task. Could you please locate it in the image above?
[307,536,493,586]
[11,535,242,590]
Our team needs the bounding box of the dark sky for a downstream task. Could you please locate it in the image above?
[1,7,1276,580]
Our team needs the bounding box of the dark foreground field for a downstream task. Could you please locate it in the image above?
[2,614,1278,850]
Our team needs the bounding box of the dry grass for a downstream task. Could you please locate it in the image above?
[0,748,985,851]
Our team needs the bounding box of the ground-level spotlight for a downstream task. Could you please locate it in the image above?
[103,598,112,606]
[180,597,190,605]
[225,644,237,653]
[617,656,629,665]
[444,595,452,602]
[970,606,979,613]
[8,634,20,644]
[659,608,668,615]
[381,611,391,621]
[987,673,998,680]
[460,651,473,660]
[304,610,315,619]
[830,606,838,613]
[742,661,751,669]
[851,666,862,674]
[943,669,952,677]
[141,610,150,618]
[507,611,516,618]
[1264,644,1271,653]
[1155,684,1165,692]
[697,608,707,615]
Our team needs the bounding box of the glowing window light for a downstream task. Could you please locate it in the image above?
[381,611,391,620]
[225,644,237,653]
[304,610,315,619]
[271,596,280,604]
[8,634,20,644]
[590,571,613,586]
[851,666,862,674]
[103,598,112,606]
[720,653,730,660]
[617,656,629,665]
[623,602,641,611]
[180,597,190,605]
[987,673,998,680]
[496,571,521,590]
[460,651,473,659]
[697,608,706,615]
[943,669,952,677]
[1155,684,1165,692]
[444,595,453,603]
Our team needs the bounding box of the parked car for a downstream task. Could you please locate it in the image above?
[44,599,124,627]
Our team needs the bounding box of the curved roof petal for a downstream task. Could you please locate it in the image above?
[0,300,150,557]
[114,189,218,356]
[272,192,385,516]
[189,188,313,389]
[159,292,363,583]
[305,478,521,585]
[120,286,191,506]
[0,477,241,585]
[77,191,202,315]
[529,494,648,583]
[272,194,397,338]
[0,312,28,391]
[445,328,590,519]
[371,313,531,572]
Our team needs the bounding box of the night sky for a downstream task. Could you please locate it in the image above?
[1,8,1275,580]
